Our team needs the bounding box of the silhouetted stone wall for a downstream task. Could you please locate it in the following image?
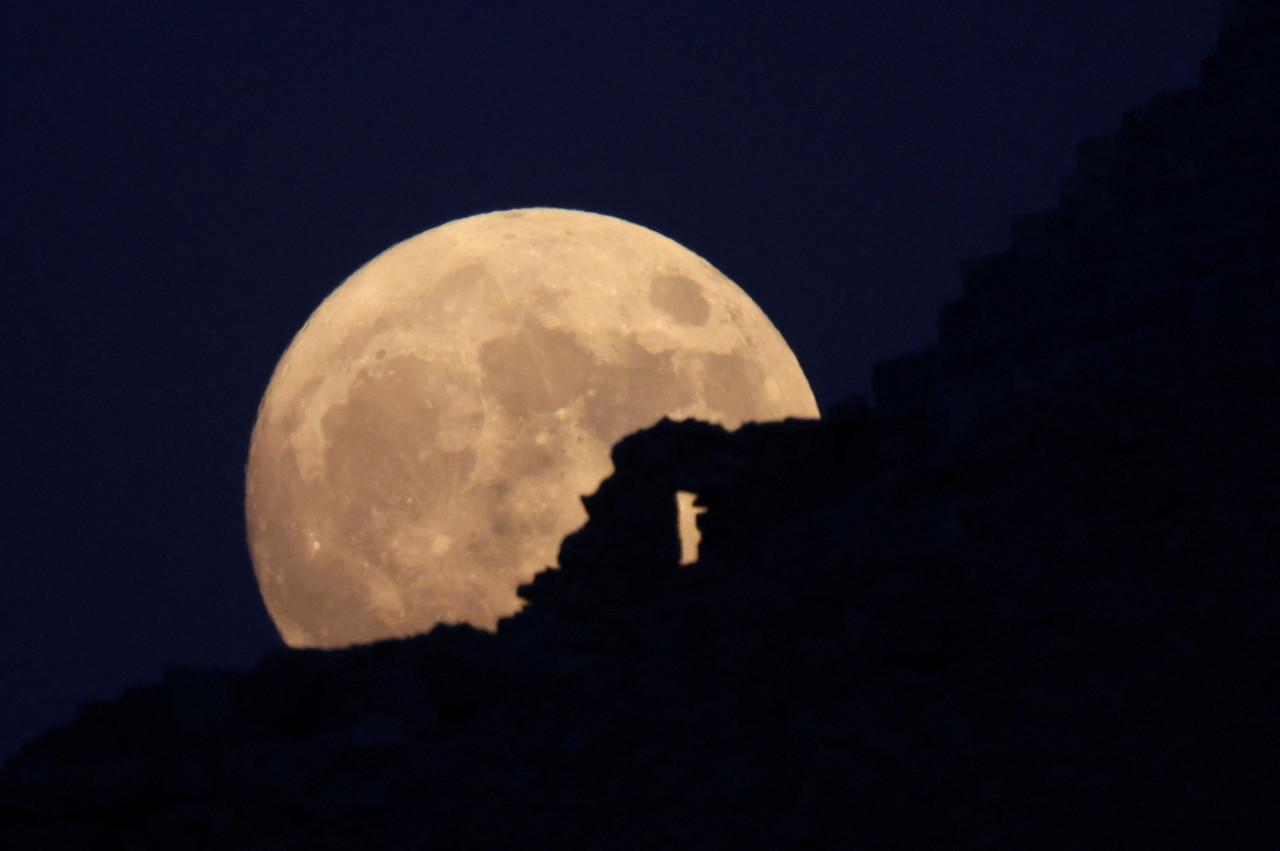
[521,409,889,615]
[874,4,1280,441]
[1220,0,1280,53]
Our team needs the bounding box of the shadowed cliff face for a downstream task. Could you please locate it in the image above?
[1221,0,1280,52]
[4,5,1280,848]
[873,0,1280,441]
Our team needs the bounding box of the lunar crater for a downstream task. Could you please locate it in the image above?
[478,318,594,417]
[650,273,711,326]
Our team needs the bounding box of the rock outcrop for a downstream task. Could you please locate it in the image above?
[3,3,1278,847]
[873,0,1280,441]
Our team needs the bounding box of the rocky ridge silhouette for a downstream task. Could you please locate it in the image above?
[3,2,1279,846]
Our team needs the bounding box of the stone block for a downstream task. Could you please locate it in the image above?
[1009,210,1068,250]
[163,666,239,737]
[1076,135,1121,181]
[935,298,973,351]
[960,252,1015,300]
[872,349,937,417]
[1218,0,1280,54]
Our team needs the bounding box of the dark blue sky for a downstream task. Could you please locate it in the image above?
[1,1,1221,759]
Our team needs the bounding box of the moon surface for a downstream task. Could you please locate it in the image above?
[246,208,818,648]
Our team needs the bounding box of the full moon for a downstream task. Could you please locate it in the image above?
[246,208,818,648]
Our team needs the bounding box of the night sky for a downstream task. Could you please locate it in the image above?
[1,1,1221,759]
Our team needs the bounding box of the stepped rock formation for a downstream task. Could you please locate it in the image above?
[3,3,1279,846]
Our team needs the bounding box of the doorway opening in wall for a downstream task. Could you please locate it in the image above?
[676,491,706,566]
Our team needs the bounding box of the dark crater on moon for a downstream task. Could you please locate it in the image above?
[478,319,594,416]
[650,273,710,326]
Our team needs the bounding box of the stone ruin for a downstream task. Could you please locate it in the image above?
[520,408,889,612]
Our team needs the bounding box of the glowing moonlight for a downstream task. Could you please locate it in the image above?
[246,208,818,648]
